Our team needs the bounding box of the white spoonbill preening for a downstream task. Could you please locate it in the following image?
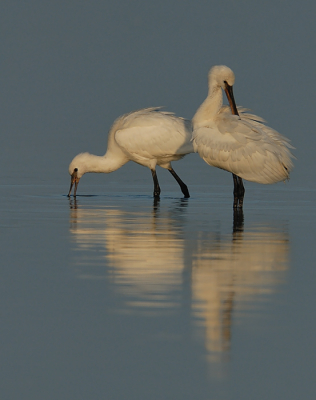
[68,107,193,198]
[192,65,295,208]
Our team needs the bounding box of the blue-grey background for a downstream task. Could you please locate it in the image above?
[1,1,316,399]
[2,0,314,186]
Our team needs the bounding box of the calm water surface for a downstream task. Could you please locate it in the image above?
[1,183,315,399]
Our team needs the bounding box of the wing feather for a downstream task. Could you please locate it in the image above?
[114,109,193,163]
[193,106,294,184]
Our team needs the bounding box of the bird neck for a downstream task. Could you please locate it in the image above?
[84,152,128,174]
[192,85,223,129]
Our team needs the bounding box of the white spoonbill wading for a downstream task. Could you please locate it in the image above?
[192,65,294,208]
[68,107,193,198]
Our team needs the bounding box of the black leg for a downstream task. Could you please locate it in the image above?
[232,173,245,209]
[168,167,190,198]
[233,207,244,232]
[151,169,161,198]
[153,197,160,210]
[237,176,245,208]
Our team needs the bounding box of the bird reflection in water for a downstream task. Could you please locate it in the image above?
[69,200,290,368]
[69,197,78,210]
[191,208,289,368]
[69,198,189,310]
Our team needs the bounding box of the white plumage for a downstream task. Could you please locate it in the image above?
[68,107,193,198]
[192,65,294,207]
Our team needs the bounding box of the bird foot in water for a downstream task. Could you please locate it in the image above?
[183,190,190,198]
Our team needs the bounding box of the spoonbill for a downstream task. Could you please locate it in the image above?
[68,107,193,198]
[192,65,294,208]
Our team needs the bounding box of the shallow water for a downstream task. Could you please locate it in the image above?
[1,182,315,399]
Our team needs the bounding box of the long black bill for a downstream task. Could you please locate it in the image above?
[224,82,239,117]
[68,168,79,197]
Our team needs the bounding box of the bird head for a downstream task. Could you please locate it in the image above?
[208,65,239,116]
[67,153,90,197]
[208,65,235,89]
